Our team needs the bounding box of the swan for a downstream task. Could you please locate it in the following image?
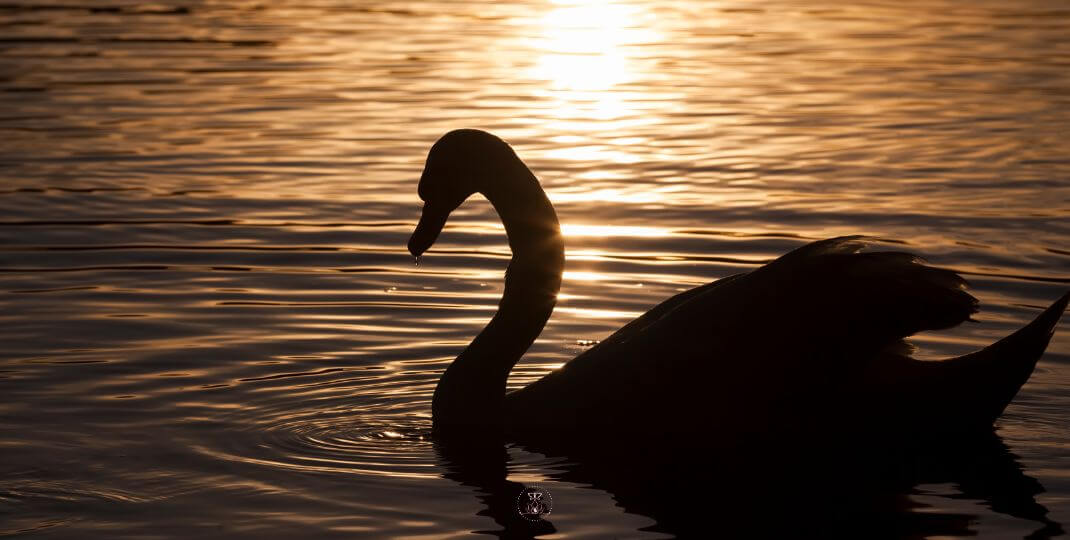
[409,128,1068,441]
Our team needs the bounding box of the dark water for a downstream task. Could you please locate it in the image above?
[1,0,1068,537]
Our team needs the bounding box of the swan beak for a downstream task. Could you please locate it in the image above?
[409,202,450,257]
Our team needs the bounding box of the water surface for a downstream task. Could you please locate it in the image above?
[1,0,1068,537]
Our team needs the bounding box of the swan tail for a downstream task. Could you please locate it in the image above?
[940,291,1069,427]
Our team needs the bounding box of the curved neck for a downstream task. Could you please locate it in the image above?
[432,164,564,431]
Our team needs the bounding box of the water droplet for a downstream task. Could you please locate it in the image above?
[414,256,420,266]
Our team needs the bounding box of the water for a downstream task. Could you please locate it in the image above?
[1,0,1068,537]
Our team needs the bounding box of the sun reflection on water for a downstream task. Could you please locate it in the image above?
[561,224,669,237]
[530,0,656,92]
[562,270,607,282]
[552,187,665,204]
[526,0,665,148]
[4,0,1069,537]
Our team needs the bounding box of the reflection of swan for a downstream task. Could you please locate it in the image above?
[435,427,1064,537]
[409,129,1068,440]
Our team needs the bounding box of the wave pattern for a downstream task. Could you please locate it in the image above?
[0,0,1068,537]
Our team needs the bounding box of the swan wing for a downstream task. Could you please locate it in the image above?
[508,236,1063,437]
[743,235,979,359]
[565,235,977,374]
[507,236,980,433]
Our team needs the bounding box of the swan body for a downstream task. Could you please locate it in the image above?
[410,129,1068,441]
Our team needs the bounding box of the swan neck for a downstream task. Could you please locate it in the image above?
[432,164,563,430]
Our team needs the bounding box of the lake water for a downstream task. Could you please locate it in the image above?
[1,0,1068,537]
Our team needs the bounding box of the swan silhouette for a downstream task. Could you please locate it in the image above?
[409,129,1068,441]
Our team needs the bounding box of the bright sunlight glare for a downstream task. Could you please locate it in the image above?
[530,1,655,91]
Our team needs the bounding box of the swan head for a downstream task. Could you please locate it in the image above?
[409,129,519,257]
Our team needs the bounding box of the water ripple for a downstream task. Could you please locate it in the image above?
[1,0,1068,537]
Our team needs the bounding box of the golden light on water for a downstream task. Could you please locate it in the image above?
[556,306,643,320]
[543,144,643,163]
[6,0,1070,537]
[527,0,663,139]
[562,270,607,281]
[529,0,655,92]
[552,187,665,204]
[561,224,669,237]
